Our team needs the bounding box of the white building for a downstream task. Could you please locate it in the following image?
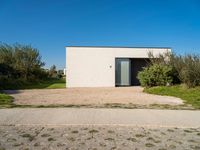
[63,68,66,75]
[66,46,171,88]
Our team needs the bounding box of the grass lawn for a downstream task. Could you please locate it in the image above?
[1,78,66,90]
[144,85,200,109]
[0,93,13,106]
[23,78,66,89]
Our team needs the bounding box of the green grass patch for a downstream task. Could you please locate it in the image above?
[0,102,195,109]
[41,133,50,137]
[145,143,155,147]
[0,93,13,105]
[71,130,79,134]
[16,79,66,89]
[144,85,200,109]
[89,129,99,133]
[1,78,66,90]
[48,137,56,141]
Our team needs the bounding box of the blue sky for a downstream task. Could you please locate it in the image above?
[0,0,200,69]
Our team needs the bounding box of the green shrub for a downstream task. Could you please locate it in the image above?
[147,52,200,88]
[171,54,200,87]
[0,77,30,90]
[0,43,50,89]
[148,52,181,84]
[137,64,173,87]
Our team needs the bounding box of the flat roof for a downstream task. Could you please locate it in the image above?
[65,46,171,49]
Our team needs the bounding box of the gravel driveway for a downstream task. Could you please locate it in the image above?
[5,87,183,106]
[1,125,200,150]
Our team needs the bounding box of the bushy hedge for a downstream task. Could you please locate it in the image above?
[171,54,200,87]
[138,52,200,88]
[137,64,173,87]
[0,43,49,89]
[0,77,29,90]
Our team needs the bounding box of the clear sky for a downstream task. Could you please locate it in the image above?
[0,0,200,69]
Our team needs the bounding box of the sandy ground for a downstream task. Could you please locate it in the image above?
[0,125,200,150]
[5,87,183,106]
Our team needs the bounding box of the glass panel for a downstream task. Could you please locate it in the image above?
[121,60,130,85]
[115,58,131,86]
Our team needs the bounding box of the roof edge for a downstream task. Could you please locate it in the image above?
[65,46,172,49]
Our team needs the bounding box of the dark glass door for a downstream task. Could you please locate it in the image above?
[115,58,131,86]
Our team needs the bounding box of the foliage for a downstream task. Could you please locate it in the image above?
[145,85,200,109]
[22,78,66,89]
[0,78,65,90]
[0,93,13,105]
[0,43,49,89]
[137,64,173,87]
[0,43,45,79]
[171,54,200,87]
[57,70,64,78]
[49,65,57,78]
[147,52,181,84]
[138,51,200,88]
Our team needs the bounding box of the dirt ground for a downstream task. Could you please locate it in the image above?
[0,125,200,150]
[5,87,183,106]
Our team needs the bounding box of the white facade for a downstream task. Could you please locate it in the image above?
[63,68,66,75]
[66,46,171,88]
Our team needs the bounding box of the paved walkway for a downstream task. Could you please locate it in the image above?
[0,108,200,128]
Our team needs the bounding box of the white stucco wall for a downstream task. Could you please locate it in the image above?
[66,47,171,87]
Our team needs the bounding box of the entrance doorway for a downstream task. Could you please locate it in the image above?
[115,58,149,86]
[115,58,131,86]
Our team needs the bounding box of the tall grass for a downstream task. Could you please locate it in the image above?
[172,54,200,87]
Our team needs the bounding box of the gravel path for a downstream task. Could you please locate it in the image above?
[1,108,200,149]
[0,125,200,150]
[5,87,183,106]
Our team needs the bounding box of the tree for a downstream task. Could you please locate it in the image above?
[13,44,45,79]
[49,65,57,77]
[0,43,46,81]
